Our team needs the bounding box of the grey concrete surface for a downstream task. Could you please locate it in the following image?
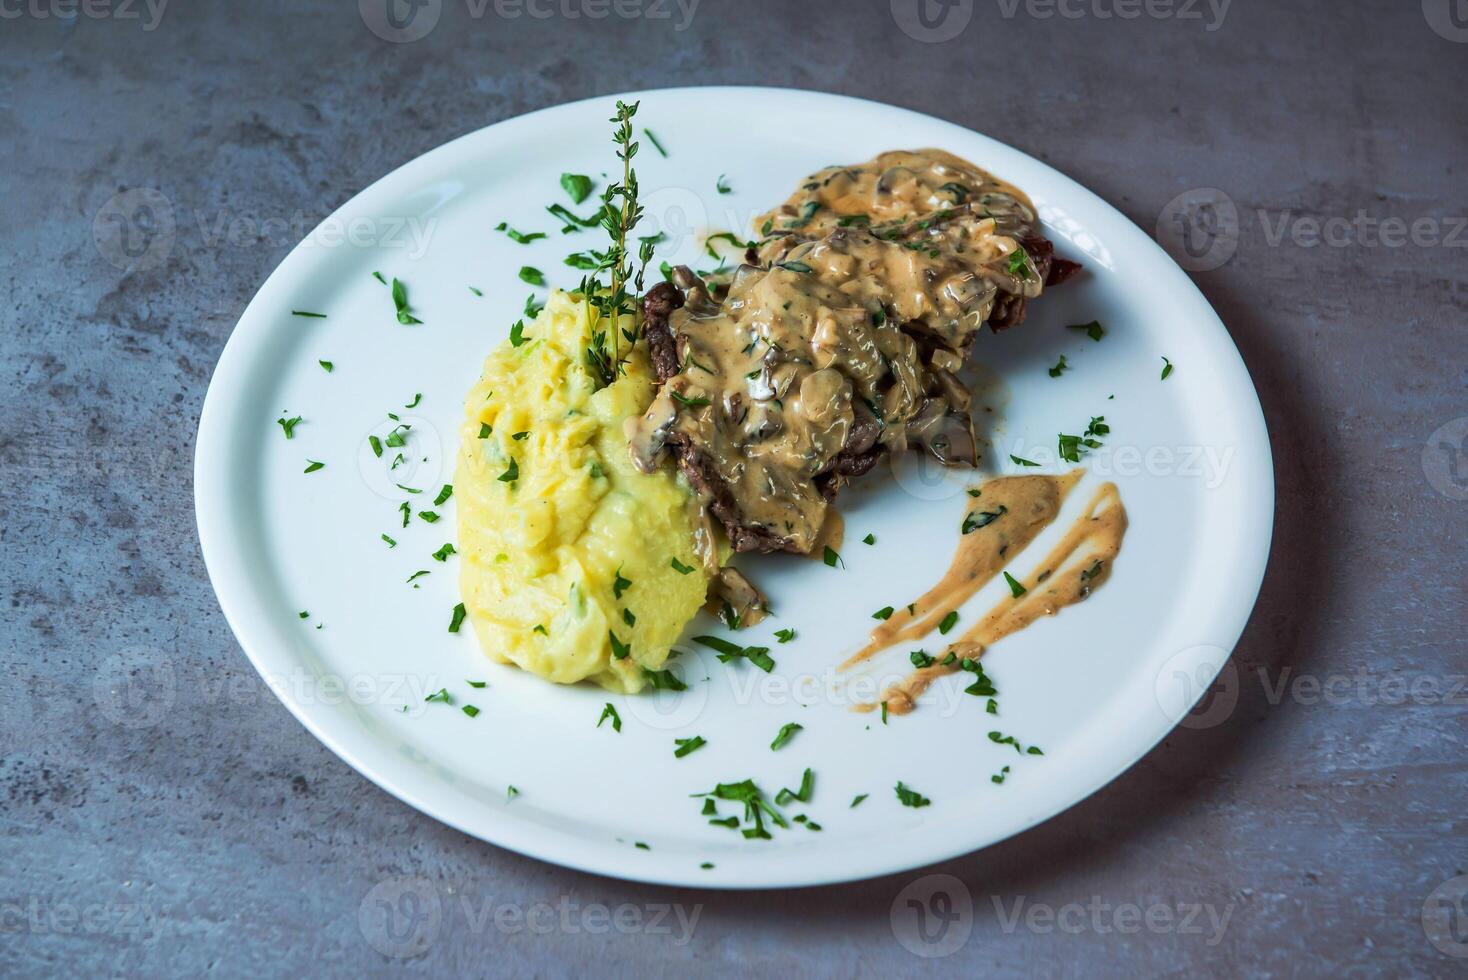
[2,0,1466,975]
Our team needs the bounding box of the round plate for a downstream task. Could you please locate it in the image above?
[195,86,1272,889]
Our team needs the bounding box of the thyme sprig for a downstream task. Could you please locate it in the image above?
[580,101,655,389]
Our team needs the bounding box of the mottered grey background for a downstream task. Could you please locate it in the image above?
[3,0,1466,975]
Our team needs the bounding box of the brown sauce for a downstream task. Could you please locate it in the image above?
[628,150,1048,554]
[846,473,1128,715]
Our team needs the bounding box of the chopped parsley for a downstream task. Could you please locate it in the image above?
[716,174,731,194]
[276,415,302,439]
[669,557,696,575]
[773,628,796,644]
[1161,356,1175,380]
[670,391,710,409]
[303,460,324,473]
[318,359,333,372]
[1004,572,1027,597]
[381,534,397,548]
[469,286,482,296]
[417,511,440,523]
[770,723,803,751]
[1049,355,1069,378]
[895,781,931,808]
[1007,248,1031,280]
[850,793,868,808]
[612,566,632,599]
[597,702,622,732]
[873,606,894,621]
[644,128,668,157]
[674,736,707,758]
[1010,454,1040,467]
[498,458,519,483]
[467,680,487,688]
[692,779,788,840]
[862,533,876,545]
[509,321,526,347]
[461,704,480,718]
[962,506,1007,534]
[938,611,959,635]
[775,768,814,806]
[823,546,843,568]
[291,310,326,318]
[518,266,545,286]
[495,222,547,245]
[369,435,383,457]
[643,667,687,691]
[693,635,775,672]
[424,688,451,704]
[991,765,1012,785]
[608,631,631,660]
[910,650,935,669]
[506,786,519,800]
[447,603,467,633]
[390,278,422,325]
[1067,320,1106,342]
[560,172,593,204]
[433,484,453,505]
[431,543,456,562]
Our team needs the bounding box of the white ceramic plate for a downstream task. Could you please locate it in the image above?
[196,87,1272,889]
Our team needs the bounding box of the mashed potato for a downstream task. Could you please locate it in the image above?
[455,291,709,693]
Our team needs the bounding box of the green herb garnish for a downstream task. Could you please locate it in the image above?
[390,278,421,324]
[292,310,326,318]
[276,415,302,439]
[560,172,594,204]
[938,611,958,634]
[674,736,707,758]
[670,557,695,575]
[598,702,622,732]
[770,723,803,751]
[1067,320,1105,342]
[895,781,931,808]
[518,266,545,286]
[447,603,466,633]
[303,460,324,473]
[496,222,547,245]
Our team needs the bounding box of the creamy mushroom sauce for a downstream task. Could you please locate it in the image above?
[628,149,1048,553]
[844,472,1129,715]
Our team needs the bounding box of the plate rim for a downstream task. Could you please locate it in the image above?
[195,85,1275,890]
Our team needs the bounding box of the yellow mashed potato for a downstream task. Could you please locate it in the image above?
[455,291,708,693]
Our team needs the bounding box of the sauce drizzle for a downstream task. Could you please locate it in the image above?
[844,473,1128,714]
